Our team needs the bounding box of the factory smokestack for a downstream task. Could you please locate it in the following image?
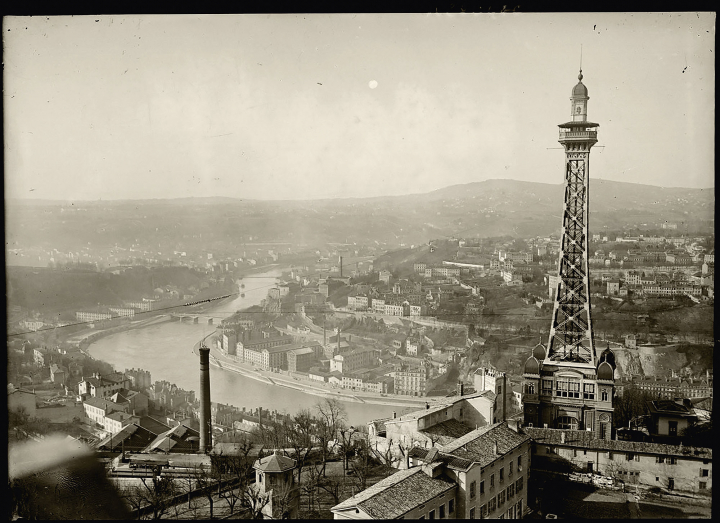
[340,256,343,278]
[199,344,212,453]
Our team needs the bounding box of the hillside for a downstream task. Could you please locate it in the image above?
[6,179,713,255]
[6,266,230,315]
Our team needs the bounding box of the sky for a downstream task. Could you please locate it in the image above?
[3,13,715,201]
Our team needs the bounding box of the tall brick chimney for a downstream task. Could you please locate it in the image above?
[199,344,212,453]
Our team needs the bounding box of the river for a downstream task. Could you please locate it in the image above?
[87,267,402,426]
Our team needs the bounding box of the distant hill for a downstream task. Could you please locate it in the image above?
[6,179,713,254]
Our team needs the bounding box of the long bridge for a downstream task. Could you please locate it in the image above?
[170,313,225,325]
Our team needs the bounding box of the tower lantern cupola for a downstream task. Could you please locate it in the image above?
[571,70,589,122]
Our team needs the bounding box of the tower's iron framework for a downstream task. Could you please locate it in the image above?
[546,70,599,366]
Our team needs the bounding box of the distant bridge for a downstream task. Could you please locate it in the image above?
[170,313,224,325]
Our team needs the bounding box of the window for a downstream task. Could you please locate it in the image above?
[429,509,435,519]
[601,389,609,401]
[479,504,486,519]
[469,508,475,519]
[518,456,522,470]
[627,453,634,461]
[509,484,515,498]
[699,481,707,491]
[449,499,454,514]
[509,462,513,475]
[668,421,678,437]
[516,477,524,492]
[542,379,553,395]
[634,454,640,462]
[470,481,476,498]
[499,490,505,505]
[480,480,485,494]
[489,497,496,512]
[500,467,504,481]
[668,478,674,490]
[490,474,495,487]
[526,382,535,394]
[439,504,445,518]
[701,469,709,477]
[583,383,595,400]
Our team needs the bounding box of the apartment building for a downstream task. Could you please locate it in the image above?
[394,365,429,396]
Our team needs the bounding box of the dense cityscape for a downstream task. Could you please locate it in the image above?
[6,13,714,522]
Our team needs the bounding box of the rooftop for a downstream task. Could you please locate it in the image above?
[440,422,531,467]
[419,419,475,446]
[523,427,712,460]
[331,467,456,519]
[254,453,296,473]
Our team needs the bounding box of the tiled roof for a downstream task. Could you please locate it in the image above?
[331,467,456,519]
[440,422,531,467]
[254,453,296,472]
[420,419,475,445]
[523,427,712,460]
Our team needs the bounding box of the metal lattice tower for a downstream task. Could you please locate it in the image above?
[546,70,599,366]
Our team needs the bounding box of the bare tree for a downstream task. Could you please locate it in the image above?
[349,438,373,491]
[337,424,360,472]
[269,478,298,519]
[133,475,177,520]
[192,463,218,519]
[316,474,343,506]
[212,440,257,517]
[242,484,270,519]
[315,398,347,476]
[369,438,401,471]
[300,461,324,516]
[284,409,315,479]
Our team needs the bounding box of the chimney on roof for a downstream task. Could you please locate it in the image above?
[560,431,566,443]
[493,440,498,456]
[458,381,465,396]
[426,403,430,410]
[393,411,397,419]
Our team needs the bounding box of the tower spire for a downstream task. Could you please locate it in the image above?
[580,44,583,76]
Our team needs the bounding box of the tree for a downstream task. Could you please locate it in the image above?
[614,385,654,429]
[283,409,315,480]
[212,440,257,517]
[315,398,347,476]
[127,475,177,520]
[242,484,270,519]
[192,463,218,519]
[337,424,358,472]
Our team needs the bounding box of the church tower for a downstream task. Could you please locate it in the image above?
[523,71,615,439]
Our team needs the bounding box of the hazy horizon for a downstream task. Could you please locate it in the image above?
[5,176,715,205]
[4,13,715,201]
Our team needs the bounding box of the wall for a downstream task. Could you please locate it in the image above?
[532,443,712,494]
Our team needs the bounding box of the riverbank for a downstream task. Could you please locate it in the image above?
[193,337,441,410]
